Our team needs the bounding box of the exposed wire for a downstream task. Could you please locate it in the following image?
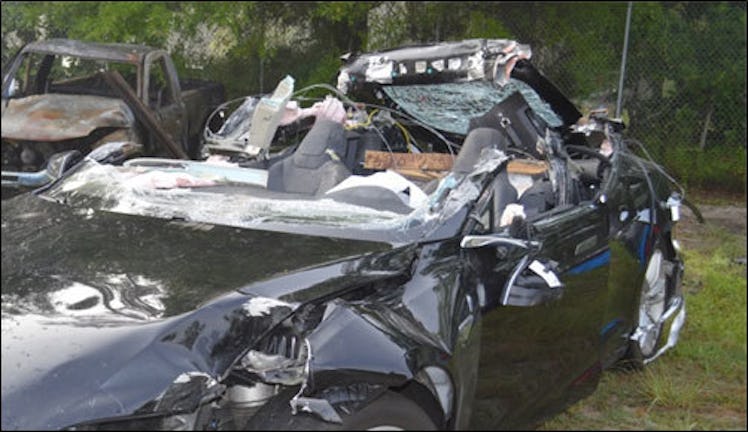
[292,83,363,115]
[393,121,412,151]
[289,92,397,167]
[288,85,458,156]
[286,84,467,170]
[355,101,460,158]
[624,138,686,198]
[343,107,377,130]
[367,122,399,170]
[363,108,379,128]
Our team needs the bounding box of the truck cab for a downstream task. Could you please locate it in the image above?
[1,39,224,197]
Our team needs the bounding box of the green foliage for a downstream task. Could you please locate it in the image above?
[625,3,746,144]
[312,2,372,26]
[464,12,512,40]
[300,53,341,88]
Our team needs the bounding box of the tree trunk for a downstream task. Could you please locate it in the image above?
[699,102,713,151]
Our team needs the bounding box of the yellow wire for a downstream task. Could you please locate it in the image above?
[393,121,412,151]
[345,108,379,130]
[344,109,413,154]
[366,109,379,126]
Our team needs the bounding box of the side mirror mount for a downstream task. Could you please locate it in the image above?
[502,257,564,307]
[506,275,564,306]
[460,234,540,250]
[461,235,561,307]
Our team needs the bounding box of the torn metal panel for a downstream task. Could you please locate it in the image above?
[1,94,135,142]
[280,302,419,424]
[272,240,479,426]
[37,146,506,245]
[338,39,531,89]
[290,396,343,424]
[304,301,414,389]
[428,148,509,223]
[147,372,224,413]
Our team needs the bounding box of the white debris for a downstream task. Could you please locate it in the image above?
[500,203,527,227]
[365,56,394,84]
[172,371,217,387]
[242,297,292,317]
[325,170,429,209]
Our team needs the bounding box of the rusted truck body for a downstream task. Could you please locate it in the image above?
[1,38,224,195]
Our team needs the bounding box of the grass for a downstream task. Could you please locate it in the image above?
[539,211,747,430]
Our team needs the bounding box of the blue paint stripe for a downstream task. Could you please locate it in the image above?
[566,249,611,275]
[599,318,623,337]
[638,224,651,266]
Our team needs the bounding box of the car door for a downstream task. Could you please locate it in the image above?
[596,151,655,366]
[466,172,610,429]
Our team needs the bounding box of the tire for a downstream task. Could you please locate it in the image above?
[620,240,673,369]
[244,388,438,431]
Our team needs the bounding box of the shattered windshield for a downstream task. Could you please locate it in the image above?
[383,78,563,135]
[41,148,507,244]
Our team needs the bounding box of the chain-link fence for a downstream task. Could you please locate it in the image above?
[368,2,747,193]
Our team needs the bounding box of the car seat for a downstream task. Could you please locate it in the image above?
[266,119,351,195]
[452,128,518,227]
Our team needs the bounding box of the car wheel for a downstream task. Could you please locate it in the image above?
[621,243,672,368]
[244,389,438,430]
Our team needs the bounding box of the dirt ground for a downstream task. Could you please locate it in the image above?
[678,202,747,268]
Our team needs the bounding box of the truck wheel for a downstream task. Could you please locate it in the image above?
[244,389,438,431]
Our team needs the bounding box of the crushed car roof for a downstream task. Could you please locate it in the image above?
[338,38,582,127]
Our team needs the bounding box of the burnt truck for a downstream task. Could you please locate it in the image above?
[1,38,225,195]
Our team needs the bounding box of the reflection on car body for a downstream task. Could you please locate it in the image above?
[1,39,693,430]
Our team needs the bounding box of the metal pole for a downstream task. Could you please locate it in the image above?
[616,1,633,119]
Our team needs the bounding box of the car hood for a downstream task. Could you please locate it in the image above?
[1,94,135,142]
[1,194,405,430]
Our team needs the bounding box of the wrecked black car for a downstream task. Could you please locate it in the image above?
[1,39,693,430]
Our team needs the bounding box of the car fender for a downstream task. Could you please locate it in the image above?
[285,299,452,427]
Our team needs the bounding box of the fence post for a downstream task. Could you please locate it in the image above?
[616,1,633,119]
